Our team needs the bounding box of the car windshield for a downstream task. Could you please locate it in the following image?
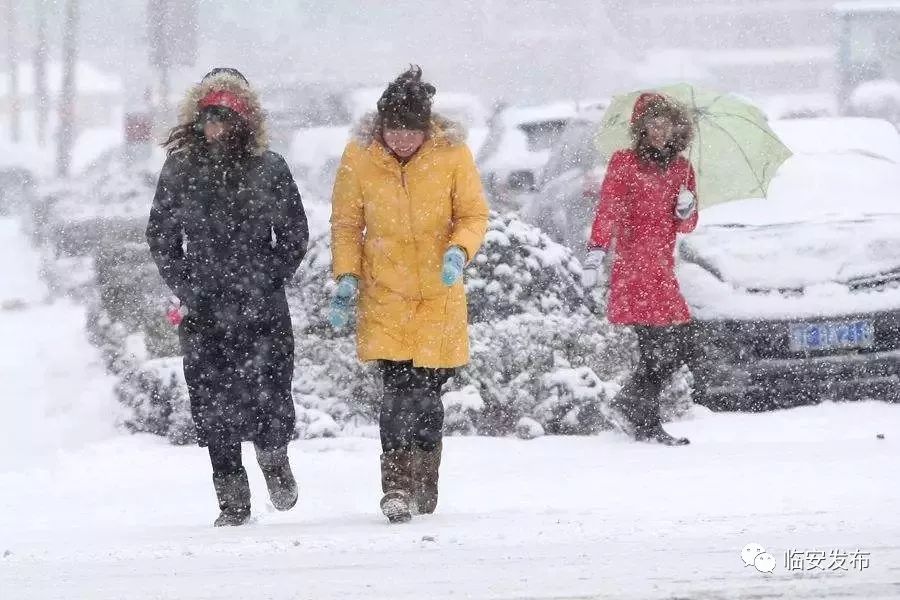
[540,121,602,184]
[517,119,570,152]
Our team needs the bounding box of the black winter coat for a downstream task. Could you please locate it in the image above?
[146,149,308,448]
[147,149,308,324]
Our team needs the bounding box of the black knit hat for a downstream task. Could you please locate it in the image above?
[377,65,436,130]
[201,67,249,85]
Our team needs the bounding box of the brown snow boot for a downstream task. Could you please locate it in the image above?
[254,444,298,511]
[212,467,252,527]
[380,450,413,524]
[411,441,442,515]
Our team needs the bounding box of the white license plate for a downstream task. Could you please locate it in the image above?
[789,320,874,352]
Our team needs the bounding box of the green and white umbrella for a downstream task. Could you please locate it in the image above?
[596,83,793,207]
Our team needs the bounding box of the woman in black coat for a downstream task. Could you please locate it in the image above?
[147,68,309,526]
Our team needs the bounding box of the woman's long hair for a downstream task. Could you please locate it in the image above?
[162,122,205,157]
[162,112,254,159]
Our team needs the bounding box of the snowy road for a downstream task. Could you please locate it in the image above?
[1,216,899,599]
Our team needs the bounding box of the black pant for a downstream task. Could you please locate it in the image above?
[378,361,454,452]
[208,438,243,476]
[613,326,690,429]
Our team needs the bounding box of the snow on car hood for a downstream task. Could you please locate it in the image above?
[682,216,900,290]
[679,148,900,320]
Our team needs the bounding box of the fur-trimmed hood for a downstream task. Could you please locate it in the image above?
[352,112,467,148]
[175,71,269,156]
[629,93,693,157]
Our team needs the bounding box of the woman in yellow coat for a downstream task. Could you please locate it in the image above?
[329,66,489,523]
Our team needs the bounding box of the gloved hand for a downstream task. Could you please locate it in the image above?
[441,246,467,286]
[675,185,697,220]
[581,249,607,289]
[166,296,189,327]
[328,274,359,330]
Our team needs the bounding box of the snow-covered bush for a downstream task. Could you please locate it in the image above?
[287,232,347,337]
[536,367,618,435]
[94,241,179,359]
[115,356,196,446]
[453,311,632,435]
[292,332,381,429]
[85,297,131,375]
[442,213,635,435]
[465,212,597,323]
[286,237,381,433]
[443,386,484,435]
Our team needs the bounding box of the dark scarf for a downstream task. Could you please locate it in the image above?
[636,140,679,169]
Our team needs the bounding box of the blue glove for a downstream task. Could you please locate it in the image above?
[328,274,359,330]
[441,246,467,286]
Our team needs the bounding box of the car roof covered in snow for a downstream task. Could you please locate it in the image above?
[499,102,579,127]
[771,117,900,163]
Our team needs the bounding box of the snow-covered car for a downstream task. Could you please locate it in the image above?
[522,102,608,258]
[680,117,900,411]
[477,102,578,210]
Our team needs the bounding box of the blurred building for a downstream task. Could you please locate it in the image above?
[0,60,124,130]
[609,0,844,112]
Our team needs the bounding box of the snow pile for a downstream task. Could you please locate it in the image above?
[849,79,900,126]
[0,219,121,464]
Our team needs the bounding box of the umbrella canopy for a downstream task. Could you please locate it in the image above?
[596,83,792,207]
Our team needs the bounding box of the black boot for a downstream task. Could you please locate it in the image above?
[635,423,690,446]
[254,444,298,511]
[380,450,413,524]
[212,468,252,527]
[411,441,442,515]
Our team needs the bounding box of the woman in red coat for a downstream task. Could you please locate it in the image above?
[583,93,698,445]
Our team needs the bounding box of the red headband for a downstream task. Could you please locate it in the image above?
[631,92,667,125]
[198,90,250,121]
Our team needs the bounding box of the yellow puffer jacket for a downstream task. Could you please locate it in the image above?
[330,113,489,368]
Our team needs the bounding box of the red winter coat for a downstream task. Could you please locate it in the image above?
[588,149,698,326]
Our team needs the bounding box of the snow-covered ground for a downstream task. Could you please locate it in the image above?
[2,214,900,599]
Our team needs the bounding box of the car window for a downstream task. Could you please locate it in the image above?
[540,121,602,184]
[541,122,587,181]
[518,119,570,152]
